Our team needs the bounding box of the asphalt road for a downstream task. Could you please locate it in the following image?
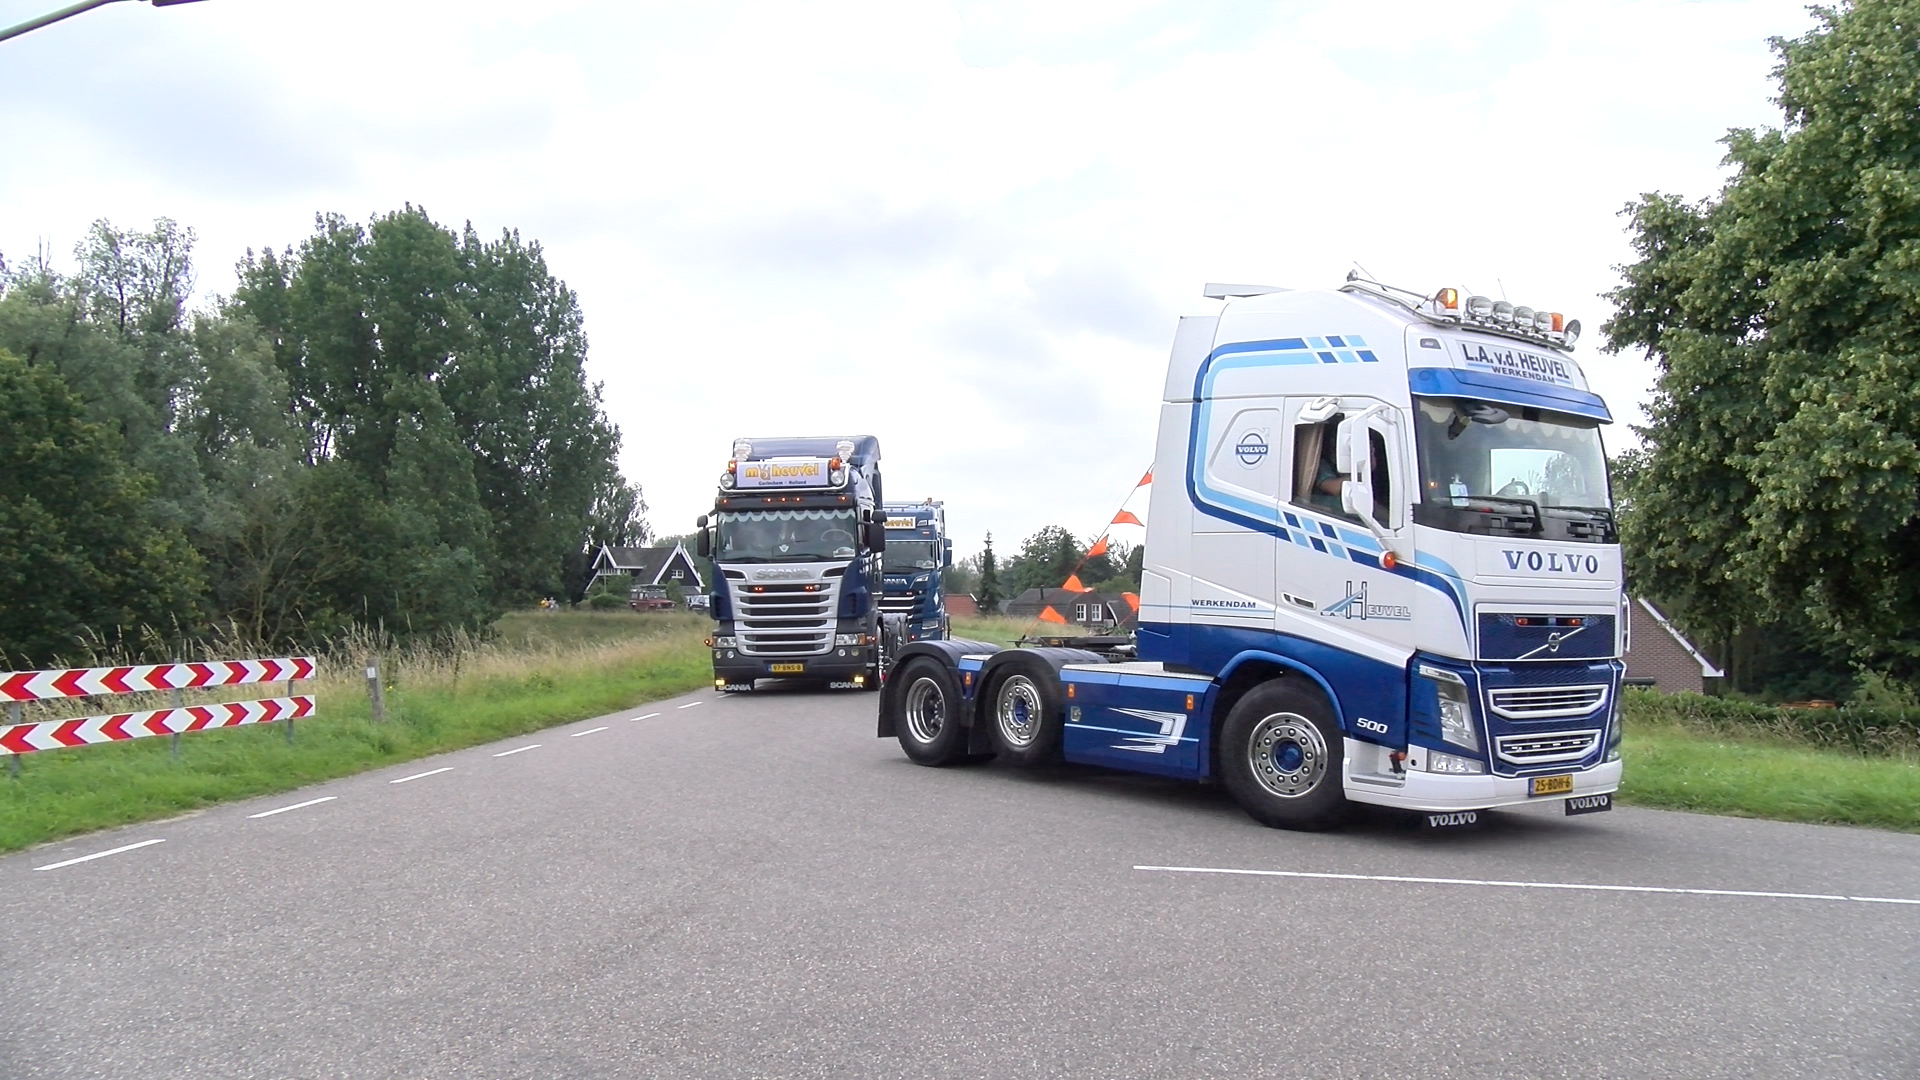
[3,683,1917,1079]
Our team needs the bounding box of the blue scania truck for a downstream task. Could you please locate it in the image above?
[878,277,1624,830]
[699,436,888,691]
[880,501,951,642]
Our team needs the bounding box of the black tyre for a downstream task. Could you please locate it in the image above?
[1219,680,1350,830]
[892,659,968,766]
[988,668,1063,765]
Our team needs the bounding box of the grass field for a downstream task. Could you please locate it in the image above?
[0,610,712,854]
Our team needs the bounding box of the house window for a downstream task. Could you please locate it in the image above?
[1086,603,1104,623]
[671,569,684,579]
[1074,603,1088,621]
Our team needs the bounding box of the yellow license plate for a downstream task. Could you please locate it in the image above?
[1530,774,1574,797]
[769,663,806,674]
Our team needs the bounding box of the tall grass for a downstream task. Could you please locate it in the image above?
[0,610,712,853]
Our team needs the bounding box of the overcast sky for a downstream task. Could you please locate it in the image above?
[1,0,1819,558]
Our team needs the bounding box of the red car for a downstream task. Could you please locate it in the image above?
[629,595,675,611]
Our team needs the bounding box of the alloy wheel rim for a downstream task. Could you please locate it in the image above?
[1247,712,1327,799]
[904,677,946,743]
[997,676,1042,748]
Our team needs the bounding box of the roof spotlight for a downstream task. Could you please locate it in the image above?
[732,439,753,460]
[1533,309,1555,332]
[1491,301,1515,325]
[1512,306,1536,329]
[1467,295,1493,318]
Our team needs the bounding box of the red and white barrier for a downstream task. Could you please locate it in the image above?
[0,696,315,755]
[0,655,319,758]
[0,657,315,702]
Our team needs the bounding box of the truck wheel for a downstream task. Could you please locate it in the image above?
[989,670,1062,765]
[1219,681,1349,831]
[892,659,967,766]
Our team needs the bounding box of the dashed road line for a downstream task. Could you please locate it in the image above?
[571,726,609,737]
[493,744,541,757]
[35,838,166,871]
[390,767,454,784]
[248,796,337,819]
[1132,865,1920,907]
[677,701,704,709]
[630,712,661,722]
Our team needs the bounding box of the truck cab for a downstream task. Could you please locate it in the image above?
[699,436,888,691]
[878,279,1624,830]
[880,501,951,642]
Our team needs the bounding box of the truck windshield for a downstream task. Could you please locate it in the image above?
[1412,397,1615,542]
[715,509,859,562]
[884,540,940,572]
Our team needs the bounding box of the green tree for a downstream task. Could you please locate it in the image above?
[233,206,645,631]
[1005,525,1085,595]
[0,349,204,665]
[976,532,1003,613]
[1605,0,1920,681]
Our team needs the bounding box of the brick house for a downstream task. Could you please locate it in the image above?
[1624,596,1724,693]
[590,542,705,596]
[946,594,980,618]
[1003,588,1139,630]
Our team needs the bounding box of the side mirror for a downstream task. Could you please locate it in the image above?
[942,539,953,568]
[867,520,887,552]
[695,516,711,559]
[1335,415,1369,480]
[1340,476,1375,520]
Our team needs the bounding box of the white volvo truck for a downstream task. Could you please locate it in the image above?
[878,277,1624,830]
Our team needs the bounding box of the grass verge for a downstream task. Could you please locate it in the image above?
[0,611,711,855]
[1617,710,1920,834]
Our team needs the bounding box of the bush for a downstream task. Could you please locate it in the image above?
[1625,688,1920,756]
[587,592,626,610]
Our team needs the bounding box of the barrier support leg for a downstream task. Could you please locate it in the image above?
[285,678,296,745]
[169,684,184,760]
[6,702,19,778]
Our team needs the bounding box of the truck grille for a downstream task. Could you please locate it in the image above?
[1495,729,1602,766]
[735,580,839,656]
[1488,684,1609,720]
[879,595,919,615]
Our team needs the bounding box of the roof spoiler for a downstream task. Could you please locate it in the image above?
[1203,283,1290,300]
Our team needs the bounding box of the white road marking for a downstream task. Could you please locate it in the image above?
[1133,865,1920,907]
[248,796,337,819]
[677,701,704,709]
[571,726,609,737]
[390,767,454,784]
[35,838,166,871]
[630,712,661,722]
[493,744,541,757]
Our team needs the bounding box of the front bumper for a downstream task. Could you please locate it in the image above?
[713,649,877,684]
[1341,738,1622,812]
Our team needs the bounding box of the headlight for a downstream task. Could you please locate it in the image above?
[1605,707,1624,762]
[712,636,736,648]
[834,633,870,646]
[1422,749,1485,775]
[1418,663,1480,751]
[718,471,736,488]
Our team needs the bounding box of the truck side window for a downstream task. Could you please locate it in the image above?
[1291,416,1353,520]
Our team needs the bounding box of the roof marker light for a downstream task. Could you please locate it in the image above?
[1433,287,1460,312]
[1550,312,1565,333]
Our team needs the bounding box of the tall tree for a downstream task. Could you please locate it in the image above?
[976,532,1002,614]
[1604,0,1920,679]
[1005,525,1085,595]
[0,349,204,665]
[234,206,645,631]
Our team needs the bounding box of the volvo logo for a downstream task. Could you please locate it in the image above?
[1235,432,1269,467]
